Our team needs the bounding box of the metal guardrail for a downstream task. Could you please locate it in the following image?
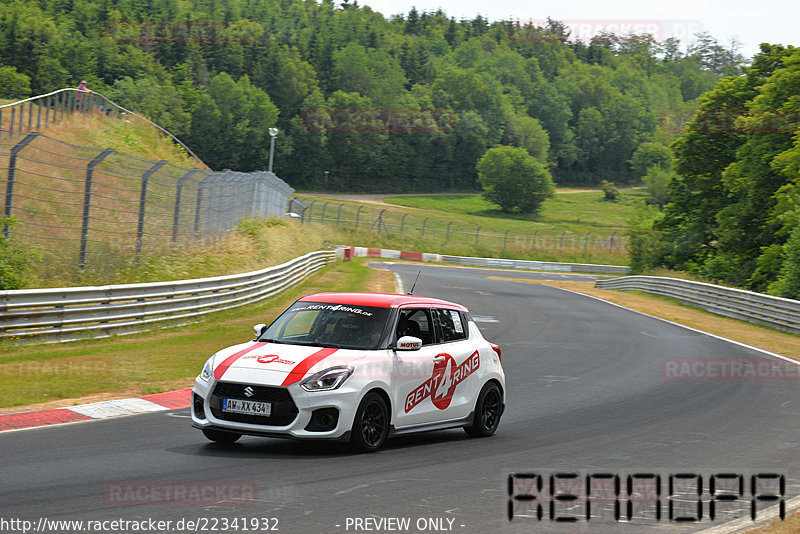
[339,246,631,274]
[440,255,631,274]
[0,250,335,343]
[595,276,800,334]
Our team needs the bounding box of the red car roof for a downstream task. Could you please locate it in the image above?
[299,292,469,312]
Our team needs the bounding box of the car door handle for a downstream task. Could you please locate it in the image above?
[433,355,446,363]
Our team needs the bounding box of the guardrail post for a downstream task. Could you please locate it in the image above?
[79,148,114,269]
[44,96,50,126]
[321,201,329,223]
[173,169,200,244]
[307,199,316,221]
[445,221,453,243]
[9,107,15,134]
[475,226,480,245]
[400,213,407,235]
[136,160,167,254]
[336,203,344,226]
[3,133,40,238]
[421,217,428,237]
[503,229,510,253]
[36,100,42,129]
[355,206,364,230]
[609,231,616,254]
[27,101,33,130]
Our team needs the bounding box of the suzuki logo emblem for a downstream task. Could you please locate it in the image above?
[243,386,255,398]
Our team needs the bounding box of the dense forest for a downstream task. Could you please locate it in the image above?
[634,44,800,299]
[0,0,743,191]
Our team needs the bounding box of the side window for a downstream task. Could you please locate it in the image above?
[397,308,434,345]
[434,309,467,342]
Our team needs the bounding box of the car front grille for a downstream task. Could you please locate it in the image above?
[210,382,298,426]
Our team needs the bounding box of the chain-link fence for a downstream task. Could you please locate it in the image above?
[0,130,294,271]
[290,197,628,254]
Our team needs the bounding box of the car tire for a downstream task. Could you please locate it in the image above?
[350,392,389,452]
[202,428,242,444]
[464,382,502,438]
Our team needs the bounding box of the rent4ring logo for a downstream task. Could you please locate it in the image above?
[405,351,480,412]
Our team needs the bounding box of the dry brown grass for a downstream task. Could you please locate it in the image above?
[3,104,200,167]
[747,510,800,533]
[489,278,800,359]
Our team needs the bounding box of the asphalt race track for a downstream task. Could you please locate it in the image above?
[0,263,798,534]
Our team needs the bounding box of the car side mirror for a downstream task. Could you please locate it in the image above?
[253,323,267,338]
[395,336,422,351]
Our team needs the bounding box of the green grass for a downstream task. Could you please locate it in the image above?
[0,258,385,408]
[384,190,647,234]
[294,190,637,266]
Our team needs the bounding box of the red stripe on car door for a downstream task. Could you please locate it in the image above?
[214,342,267,380]
[281,347,339,386]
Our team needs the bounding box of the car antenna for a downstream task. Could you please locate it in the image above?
[407,271,421,295]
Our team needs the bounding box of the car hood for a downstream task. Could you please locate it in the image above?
[210,341,368,386]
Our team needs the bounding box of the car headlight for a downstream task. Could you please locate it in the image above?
[199,357,214,382]
[300,366,354,392]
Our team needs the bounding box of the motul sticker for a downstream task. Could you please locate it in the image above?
[240,354,296,365]
[405,350,480,412]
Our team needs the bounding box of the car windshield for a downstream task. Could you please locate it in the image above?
[259,301,391,350]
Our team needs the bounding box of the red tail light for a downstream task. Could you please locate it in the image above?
[491,343,502,362]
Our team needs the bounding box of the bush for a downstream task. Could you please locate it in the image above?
[627,204,662,273]
[236,217,287,239]
[642,164,673,208]
[0,217,39,289]
[600,180,619,201]
[476,146,555,215]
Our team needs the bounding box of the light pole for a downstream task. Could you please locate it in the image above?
[324,170,329,187]
[268,128,279,173]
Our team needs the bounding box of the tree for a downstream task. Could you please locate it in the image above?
[642,165,673,208]
[0,65,30,98]
[630,142,673,178]
[476,146,554,214]
[501,113,550,161]
[188,72,280,171]
[107,75,190,136]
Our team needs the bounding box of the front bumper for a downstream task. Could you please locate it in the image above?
[191,376,361,440]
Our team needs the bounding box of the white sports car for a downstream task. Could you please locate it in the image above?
[191,292,505,451]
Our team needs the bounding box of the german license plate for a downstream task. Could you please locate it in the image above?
[222,398,271,416]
